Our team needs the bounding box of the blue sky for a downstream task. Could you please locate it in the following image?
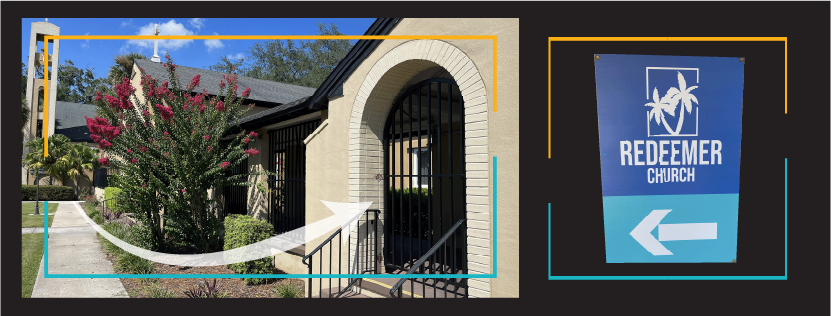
[21,18,376,79]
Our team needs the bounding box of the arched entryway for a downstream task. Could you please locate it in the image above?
[346,39,490,296]
[382,77,466,276]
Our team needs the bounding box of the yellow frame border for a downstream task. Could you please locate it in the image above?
[547,36,787,158]
[42,35,498,156]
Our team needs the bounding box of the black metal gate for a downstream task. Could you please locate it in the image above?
[223,154,248,217]
[268,120,321,234]
[383,78,467,291]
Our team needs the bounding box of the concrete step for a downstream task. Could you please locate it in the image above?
[312,286,372,298]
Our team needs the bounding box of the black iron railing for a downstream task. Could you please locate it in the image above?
[302,210,379,298]
[101,195,125,220]
[390,219,468,298]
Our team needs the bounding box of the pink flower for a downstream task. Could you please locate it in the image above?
[243,138,251,144]
[181,189,186,193]
[90,134,102,143]
[249,131,259,138]
[142,184,146,188]
[155,104,174,121]
[99,139,113,149]
[140,147,148,153]
[245,148,260,157]
[203,135,210,140]
[164,152,170,157]
[98,156,110,166]
[220,162,231,169]
[164,131,169,136]
[188,74,201,90]
[207,146,212,152]
[131,158,138,163]
[85,117,121,140]
[94,91,103,102]
[214,101,225,112]
[126,149,132,153]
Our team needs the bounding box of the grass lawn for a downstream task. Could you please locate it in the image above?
[22,203,59,228]
[22,233,45,298]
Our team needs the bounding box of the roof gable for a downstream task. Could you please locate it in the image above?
[133,59,316,105]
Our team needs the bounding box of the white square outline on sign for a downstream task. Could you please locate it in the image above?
[646,67,699,137]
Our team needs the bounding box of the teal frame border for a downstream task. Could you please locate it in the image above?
[44,156,499,279]
[547,158,787,280]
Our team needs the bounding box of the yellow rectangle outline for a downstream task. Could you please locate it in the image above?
[42,35,498,156]
[548,36,787,159]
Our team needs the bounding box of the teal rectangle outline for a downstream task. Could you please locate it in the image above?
[44,156,499,279]
[547,159,787,280]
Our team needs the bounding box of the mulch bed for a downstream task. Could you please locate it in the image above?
[98,239,305,298]
[85,200,306,298]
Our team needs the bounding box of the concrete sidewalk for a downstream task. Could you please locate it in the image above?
[30,202,129,298]
[22,226,95,234]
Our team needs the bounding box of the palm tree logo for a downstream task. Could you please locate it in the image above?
[645,87,677,134]
[646,71,698,136]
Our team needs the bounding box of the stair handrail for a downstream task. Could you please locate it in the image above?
[301,209,380,266]
[389,219,466,297]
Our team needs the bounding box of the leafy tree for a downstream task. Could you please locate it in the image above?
[88,54,268,252]
[56,60,108,104]
[209,22,353,88]
[22,97,29,124]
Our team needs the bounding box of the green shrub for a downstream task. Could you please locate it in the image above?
[100,222,153,274]
[21,185,74,201]
[104,187,124,213]
[389,188,431,239]
[274,282,302,298]
[91,213,103,225]
[146,283,174,298]
[224,214,274,285]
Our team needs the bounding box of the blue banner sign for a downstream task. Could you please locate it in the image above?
[595,54,743,263]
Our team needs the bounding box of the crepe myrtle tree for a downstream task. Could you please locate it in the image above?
[87,53,266,252]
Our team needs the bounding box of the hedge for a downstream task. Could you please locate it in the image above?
[389,188,431,239]
[21,185,74,201]
[104,187,124,213]
[224,214,274,285]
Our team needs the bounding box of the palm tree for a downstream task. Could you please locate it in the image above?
[665,72,698,135]
[56,143,100,195]
[22,134,73,185]
[645,87,677,134]
[107,52,148,86]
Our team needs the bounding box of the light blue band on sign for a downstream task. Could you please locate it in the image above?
[548,159,787,280]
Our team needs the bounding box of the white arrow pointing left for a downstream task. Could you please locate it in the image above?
[631,209,719,256]
[630,209,673,256]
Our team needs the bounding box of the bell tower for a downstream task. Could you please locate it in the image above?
[24,19,60,141]
[23,19,60,184]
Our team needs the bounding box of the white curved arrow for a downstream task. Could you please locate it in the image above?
[71,200,371,266]
[630,209,673,256]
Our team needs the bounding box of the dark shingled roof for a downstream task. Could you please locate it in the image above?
[133,59,316,106]
[54,101,97,143]
[238,96,310,125]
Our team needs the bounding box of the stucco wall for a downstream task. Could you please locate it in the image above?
[304,18,519,298]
